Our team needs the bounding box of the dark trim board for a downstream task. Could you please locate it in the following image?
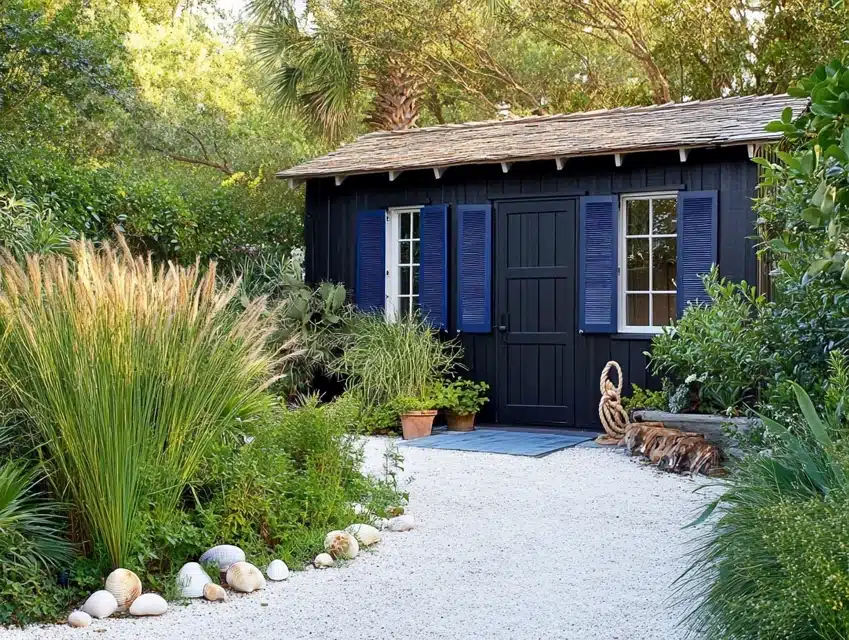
[304,146,760,428]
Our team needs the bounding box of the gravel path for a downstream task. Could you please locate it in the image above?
[2,438,712,640]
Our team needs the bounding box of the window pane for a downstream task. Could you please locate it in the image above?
[626,199,649,235]
[653,294,676,326]
[399,296,410,317]
[411,295,419,313]
[652,198,677,234]
[626,238,650,290]
[400,266,411,294]
[651,238,677,290]
[412,210,420,240]
[400,242,410,264]
[412,266,419,295]
[626,294,650,326]
[412,239,420,264]
[401,212,411,239]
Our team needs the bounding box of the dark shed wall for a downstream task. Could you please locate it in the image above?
[304,147,760,427]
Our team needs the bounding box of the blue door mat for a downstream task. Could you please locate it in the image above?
[401,429,593,457]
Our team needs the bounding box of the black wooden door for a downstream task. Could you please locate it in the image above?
[495,198,577,425]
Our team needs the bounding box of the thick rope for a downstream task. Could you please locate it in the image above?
[598,361,629,442]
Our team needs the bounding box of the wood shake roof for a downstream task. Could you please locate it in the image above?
[276,94,807,181]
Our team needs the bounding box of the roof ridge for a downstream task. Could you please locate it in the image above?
[357,94,794,139]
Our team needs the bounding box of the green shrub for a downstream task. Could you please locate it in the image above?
[334,314,460,406]
[435,379,490,416]
[0,238,277,567]
[620,384,667,413]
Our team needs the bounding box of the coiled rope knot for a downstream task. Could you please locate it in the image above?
[598,361,629,443]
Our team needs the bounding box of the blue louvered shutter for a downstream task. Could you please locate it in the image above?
[355,210,386,311]
[418,204,448,328]
[457,204,492,333]
[579,195,618,333]
[676,191,718,316]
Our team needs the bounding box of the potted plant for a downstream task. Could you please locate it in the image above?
[437,380,490,432]
[393,394,439,440]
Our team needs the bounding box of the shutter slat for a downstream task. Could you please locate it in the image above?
[355,210,386,312]
[677,191,718,315]
[419,204,448,328]
[457,204,492,333]
[579,195,618,333]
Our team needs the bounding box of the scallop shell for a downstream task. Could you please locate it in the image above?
[313,553,334,568]
[387,514,415,532]
[129,593,168,616]
[199,544,246,571]
[345,523,381,547]
[324,530,359,559]
[104,568,142,611]
[266,559,289,581]
[374,517,389,530]
[225,561,266,593]
[81,590,117,619]
[67,611,92,628]
[203,583,227,601]
[177,562,212,598]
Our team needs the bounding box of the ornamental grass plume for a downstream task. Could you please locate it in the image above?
[0,236,284,567]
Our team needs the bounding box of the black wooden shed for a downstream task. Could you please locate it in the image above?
[277,94,806,428]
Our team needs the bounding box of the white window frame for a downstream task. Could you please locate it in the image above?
[618,192,678,334]
[384,206,422,321]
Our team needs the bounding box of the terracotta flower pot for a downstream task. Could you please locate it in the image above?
[400,410,437,440]
[446,411,476,432]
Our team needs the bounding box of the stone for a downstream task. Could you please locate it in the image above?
[67,611,92,628]
[387,514,415,532]
[129,593,168,616]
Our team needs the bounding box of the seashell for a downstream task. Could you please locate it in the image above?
[345,523,381,547]
[374,517,389,530]
[313,553,334,568]
[104,568,142,611]
[387,514,415,532]
[225,561,266,593]
[203,583,227,602]
[324,530,359,559]
[351,503,366,515]
[386,506,405,517]
[82,590,117,619]
[177,562,212,598]
[129,593,167,616]
[67,610,92,628]
[266,559,289,581]
[199,544,245,571]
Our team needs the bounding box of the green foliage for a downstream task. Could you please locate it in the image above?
[620,384,667,413]
[648,268,771,414]
[0,187,72,259]
[435,379,490,416]
[333,314,460,407]
[681,383,849,639]
[0,239,277,567]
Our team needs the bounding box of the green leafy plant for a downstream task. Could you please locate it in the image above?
[333,313,460,406]
[620,383,667,413]
[0,237,279,568]
[435,379,490,416]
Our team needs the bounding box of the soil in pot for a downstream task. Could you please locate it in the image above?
[400,410,437,440]
[446,411,476,432]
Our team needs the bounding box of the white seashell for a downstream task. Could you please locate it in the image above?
[313,553,334,568]
[387,514,415,532]
[266,559,289,581]
[345,523,381,547]
[351,503,366,515]
[324,530,359,559]
[203,583,227,601]
[199,544,246,571]
[374,517,389,530]
[67,611,91,628]
[104,568,142,611]
[225,561,266,593]
[129,593,168,616]
[176,562,212,598]
[82,590,117,619]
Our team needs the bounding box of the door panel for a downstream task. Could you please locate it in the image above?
[496,198,577,425]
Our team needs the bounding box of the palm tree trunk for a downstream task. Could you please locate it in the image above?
[367,66,421,131]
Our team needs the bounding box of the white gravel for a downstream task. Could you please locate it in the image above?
[2,438,712,640]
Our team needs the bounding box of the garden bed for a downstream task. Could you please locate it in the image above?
[631,410,750,448]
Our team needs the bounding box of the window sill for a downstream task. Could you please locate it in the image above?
[611,333,660,341]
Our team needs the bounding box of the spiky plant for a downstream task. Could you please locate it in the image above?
[0,237,282,567]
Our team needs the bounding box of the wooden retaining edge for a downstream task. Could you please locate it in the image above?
[631,410,752,447]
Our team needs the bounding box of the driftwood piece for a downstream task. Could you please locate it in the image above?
[622,423,723,476]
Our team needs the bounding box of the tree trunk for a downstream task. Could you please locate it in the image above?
[367,66,421,131]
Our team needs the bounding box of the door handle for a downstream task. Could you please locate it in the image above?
[497,313,509,332]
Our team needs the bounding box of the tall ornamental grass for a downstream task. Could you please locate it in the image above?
[0,237,279,567]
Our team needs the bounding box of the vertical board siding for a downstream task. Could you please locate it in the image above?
[304,148,757,427]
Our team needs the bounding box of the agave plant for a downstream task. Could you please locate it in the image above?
[0,237,283,567]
